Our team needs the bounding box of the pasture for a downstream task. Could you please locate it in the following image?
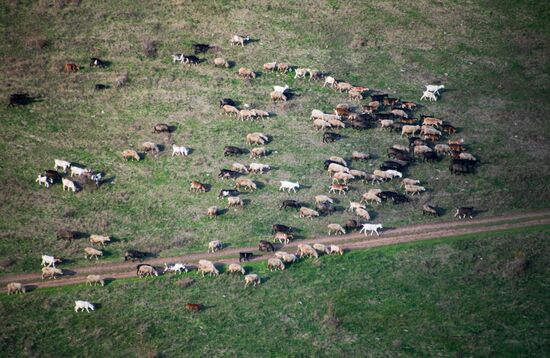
[0,0,549,275]
[1,227,549,357]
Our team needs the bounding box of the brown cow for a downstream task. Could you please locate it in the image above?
[185,303,202,312]
[64,63,80,73]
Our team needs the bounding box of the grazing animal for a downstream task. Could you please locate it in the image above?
[391,109,408,118]
[36,174,50,188]
[222,105,239,116]
[327,245,344,255]
[279,181,300,193]
[86,275,105,286]
[57,228,77,241]
[455,207,474,219]
[122,149,140,161]
[299,207,320,219]
[218,169,240,179]
[54,159,71,172]
[213,57,229,68]
[336,82,353,92]
[64,63,80,72]
[141,141,160,154]
[308,69,322,80]
[425,85,445,95]
[190,181,207,192]
[235,177,257,191]
[404,184,426,195]
[421,90,437,101]
[185,303,202,312]
[422,203,439,216]
[281,253,298,263]
[259,240,274,252]
[274,231,292,244]
[352,151,370,161]
[327,163,349,175]
[238,67,256,79]
[249,163,270,173]
[270,91,287,102]
[313,119,332,130]
[273,84,289,94]
[244,274,260,287]
[227,196,244,207]
[207,206,219,217]
[7,282,25,294]
[344,219,360,231]
[218,189,239,198]
[230,35,250,47]
[332,171,354,184]
[263,62,277,71]
[268,258,285,271]
[294,68,308,78]
[74,300,95,313]
[315,195,333,205]
[250,147,267,158]
[360,223,383,236]
[208,240,222,253]
[276,63,291,73]
[400,178,420,187]
[137,264,158,277]
[90,57,106,68]
[362,190,383,204]
[84,247,103,260]
[297,244,318,258]
[239,252,253,262]
[42,254,61,267]
[280,199,300,210]
[89,235,111,247]
[327,223,346,235]
[323,76,337,88]
[153,123,170,133]
[41,266,63,279]
[172,144,190,156]
[124,250,147,261]
[219,98,236,107]
[323,132,341,143]
[355,207,371,221]
[401,125,421,137]
[231,162,249,174]
[62,178,77,192]
[329,183,348,195]
[197,260,219,276]
[228,263,246,275]
[163,262,188,274]
[313,243,329,255]
[272,224,293,234]
[70,166,91,177]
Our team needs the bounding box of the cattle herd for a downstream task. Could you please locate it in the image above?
[6,33,480,311]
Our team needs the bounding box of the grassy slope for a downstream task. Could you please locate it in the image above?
[0,0,549,273]
[1,227,549,357]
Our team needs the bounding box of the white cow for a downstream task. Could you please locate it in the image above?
[54,159,71,172]
[164,263,188,274]
[425,84,445,95]
[359,223,383,236]
[421,90,437,102]
[172,144,190,156]
[74,300,95,313]
[279,181,300,193]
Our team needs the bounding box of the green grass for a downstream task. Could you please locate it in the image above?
[1,227,549,357]
[0,0,549,274]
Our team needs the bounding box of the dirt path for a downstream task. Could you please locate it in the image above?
[2,210,549,292]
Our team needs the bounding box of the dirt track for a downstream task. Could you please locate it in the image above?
[2,210,549,292]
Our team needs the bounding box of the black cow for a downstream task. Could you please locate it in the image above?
[218,169,240,179]
[223,146,245,156]
[259,240,274,252]
[219,98,236,108]
[380,161,404,171]
[323,132,341,143]
[455,207,474,219]
[192,43,212,54]
[218,189,239,198]
[44,169,62,184]
[124,250,147,262]
[90,57,107,68]
[239,252,253,262]
[95,84,108,91]
[272,224,292,234]
[280,200,300,210]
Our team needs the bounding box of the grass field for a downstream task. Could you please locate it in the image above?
[0,0,549,274]
[1,227,549,357]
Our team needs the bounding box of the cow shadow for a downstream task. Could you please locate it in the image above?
[24,284,39,292]
[62,269,77,277]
